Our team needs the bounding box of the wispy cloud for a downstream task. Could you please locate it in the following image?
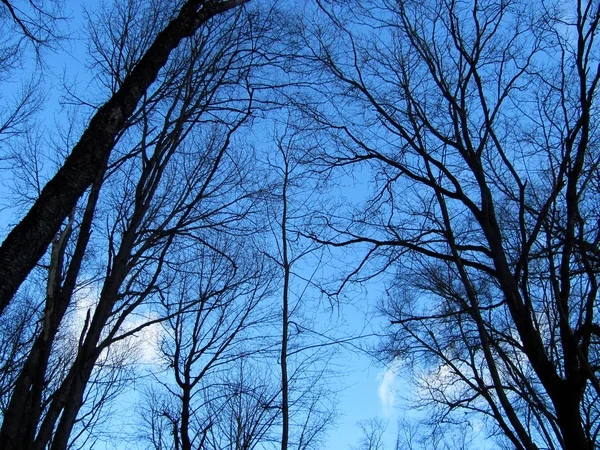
[378,359,401,416]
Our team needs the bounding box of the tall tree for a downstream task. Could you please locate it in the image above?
[0,0,248,315]
[299,0,600,448]
[266,119,337,450]
[144,240,277,450]
[0,1,267,446]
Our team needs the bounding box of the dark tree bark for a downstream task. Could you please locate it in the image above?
[0,173,103,450]
[297,0,600,448]
[0,0,248,316]
[1,4,258,444]
[280,150,290,450]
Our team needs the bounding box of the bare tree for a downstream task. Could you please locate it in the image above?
[265,118,338,450]
[0,0,64,50]
[295,0,600,449]
[0,0,60,209]
[0,0,248,314]
[393,416,476,450]
[145,250,278,450]
[0,1,269,447]
[202,361,280,450]
[352,418,386,450]
[275,126,294,450]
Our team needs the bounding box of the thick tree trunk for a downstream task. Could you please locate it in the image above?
[0,0,248,317]
[46,359,97,450]
[0,173,103,450]
[553,385,590,450]
[180,388,192,450]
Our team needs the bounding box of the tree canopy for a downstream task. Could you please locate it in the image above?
[1,0,599,449]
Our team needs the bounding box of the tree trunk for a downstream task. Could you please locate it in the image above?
[553,382,590,450]
[280,159,290,450]
[0,0,248,317]
[0,173,102,450]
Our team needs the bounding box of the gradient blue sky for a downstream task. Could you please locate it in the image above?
[0,2,495,448]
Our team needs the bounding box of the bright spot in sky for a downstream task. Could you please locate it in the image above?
[71,288,162,365]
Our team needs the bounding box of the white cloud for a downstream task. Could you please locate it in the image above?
[377,358,401,416]
[119,313,162,365]
[69,288,162,365]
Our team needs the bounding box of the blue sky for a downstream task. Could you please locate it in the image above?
[0,1,402,447]
[0,1,501,449]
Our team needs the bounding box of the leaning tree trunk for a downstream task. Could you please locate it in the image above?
[0,174,103,450]
[0,0,248,316]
